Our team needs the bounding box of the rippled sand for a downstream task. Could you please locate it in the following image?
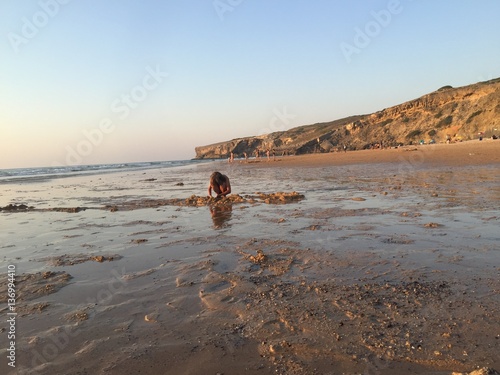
[1,141,499,375]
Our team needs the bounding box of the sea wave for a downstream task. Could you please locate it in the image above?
[0,160,207,184]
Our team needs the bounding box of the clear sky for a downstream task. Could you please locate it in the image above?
[1,0,499,168]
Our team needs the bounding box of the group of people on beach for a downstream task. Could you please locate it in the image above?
[228,148,285,163]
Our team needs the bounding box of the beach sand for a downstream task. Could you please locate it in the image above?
[1,140,499,375]
[248,139,500,168]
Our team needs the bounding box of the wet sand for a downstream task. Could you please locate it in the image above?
[1,140,499,375]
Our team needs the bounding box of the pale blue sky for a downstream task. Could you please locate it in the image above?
[1,1,499,168]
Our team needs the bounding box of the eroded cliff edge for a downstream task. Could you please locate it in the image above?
[195,78,500,159]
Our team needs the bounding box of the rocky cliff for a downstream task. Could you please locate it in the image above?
[194,78,500,159]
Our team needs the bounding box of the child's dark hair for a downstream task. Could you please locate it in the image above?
[210,171,226,185]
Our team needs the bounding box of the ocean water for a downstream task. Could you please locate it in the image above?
[0,160,210,184]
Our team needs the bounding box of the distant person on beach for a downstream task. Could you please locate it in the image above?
[208,172,231,198]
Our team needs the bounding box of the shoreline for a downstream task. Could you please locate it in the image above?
[0,159,211,186]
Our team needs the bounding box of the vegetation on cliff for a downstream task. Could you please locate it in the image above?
[195,78,500,159]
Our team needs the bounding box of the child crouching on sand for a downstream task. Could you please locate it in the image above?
[208,172,231,198]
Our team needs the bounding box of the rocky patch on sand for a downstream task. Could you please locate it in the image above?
[38,254,122,266]
[108,192,305,211]
[1,192,304,214]
[13,302,50,317]
[0,271,72,302]
[0,204,87,213]
[64,310,90,322]
[47,207,87,213]
[170,192,305,207]
[0,203,33,211]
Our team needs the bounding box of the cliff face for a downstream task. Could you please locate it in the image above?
[195,78,500,159]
